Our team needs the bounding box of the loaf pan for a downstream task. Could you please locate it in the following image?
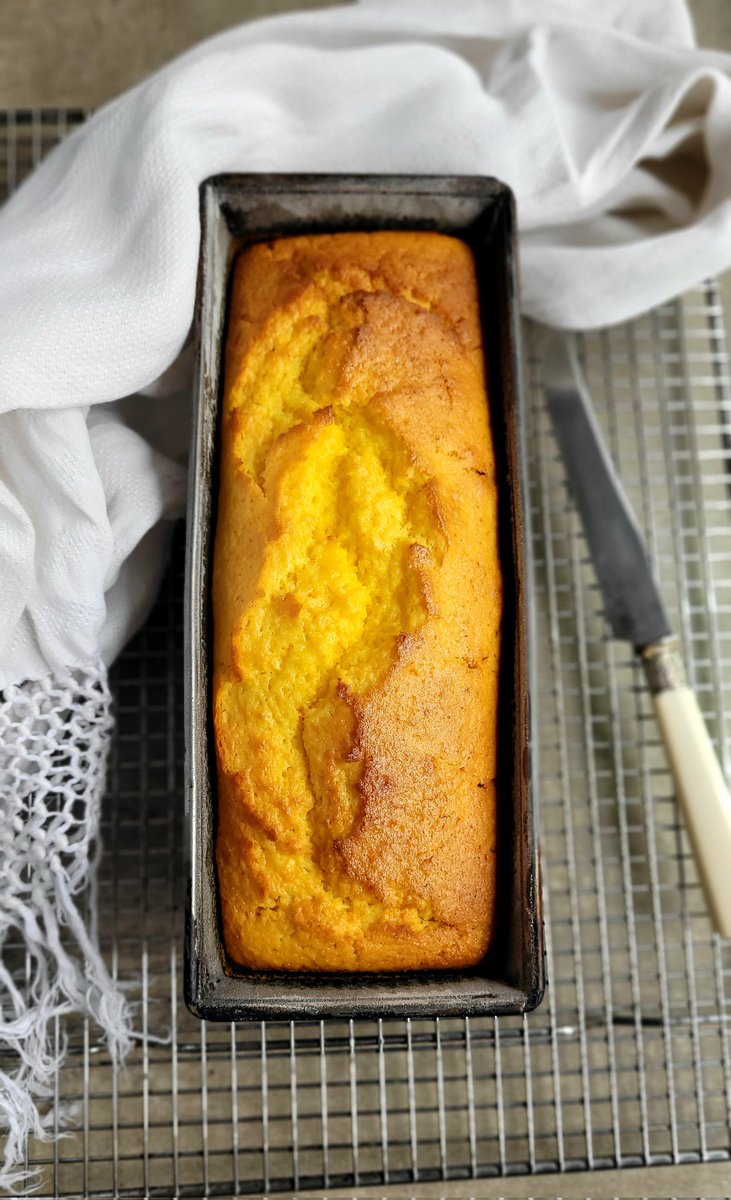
[184,174,544,1021]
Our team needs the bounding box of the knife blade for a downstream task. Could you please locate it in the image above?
[540,326,731,938]
[541,327,670,650]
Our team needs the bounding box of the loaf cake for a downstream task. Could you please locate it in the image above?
[212,230,502,971]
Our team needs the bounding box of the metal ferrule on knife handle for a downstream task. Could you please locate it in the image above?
[641,638,686,694]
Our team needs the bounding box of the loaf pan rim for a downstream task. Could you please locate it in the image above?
[184,171,545,1021]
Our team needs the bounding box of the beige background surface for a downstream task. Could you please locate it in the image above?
[2,2,731,1198]
[0,0,727,109]
[0,0,343,109]
[311,1158,731,1197]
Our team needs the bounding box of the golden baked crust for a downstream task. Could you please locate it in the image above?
[212,231,501,971]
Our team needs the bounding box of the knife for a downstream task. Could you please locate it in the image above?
[540,326,731,937]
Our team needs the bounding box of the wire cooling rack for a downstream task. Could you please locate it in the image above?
[3,110,731,1198]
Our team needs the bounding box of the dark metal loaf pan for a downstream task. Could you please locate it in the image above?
[184,174,544,1021]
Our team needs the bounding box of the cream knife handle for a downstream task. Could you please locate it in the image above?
[643,640,731,937]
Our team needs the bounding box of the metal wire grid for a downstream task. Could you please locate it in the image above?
[2,109,731,1197]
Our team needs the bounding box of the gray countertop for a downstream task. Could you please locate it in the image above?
[0,0,728,110]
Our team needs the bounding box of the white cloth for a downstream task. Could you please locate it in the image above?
[0,660,128,1191]
[1,0,731,689]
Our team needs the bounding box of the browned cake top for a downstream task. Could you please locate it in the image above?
[213,231,501,970]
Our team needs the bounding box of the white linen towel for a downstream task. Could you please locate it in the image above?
[2,0,731,1183]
